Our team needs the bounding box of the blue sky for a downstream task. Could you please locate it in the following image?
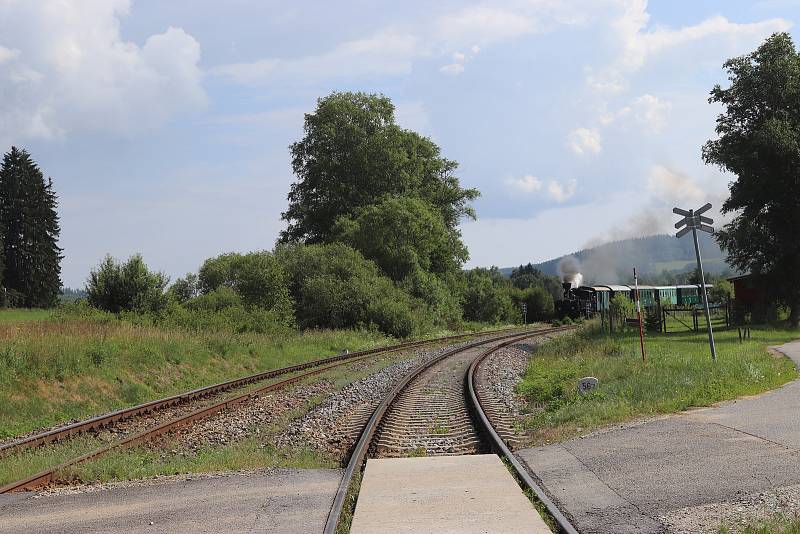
[1,1,797,287]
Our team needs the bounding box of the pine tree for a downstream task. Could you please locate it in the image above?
[0,147,62,307]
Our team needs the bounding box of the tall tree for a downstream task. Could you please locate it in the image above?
[280,92,479,243]
[702,33,800,327]
[333,195,468,281]
[0,147,63,307]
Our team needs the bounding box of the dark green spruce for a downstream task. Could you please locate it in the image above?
[0,147,63,307]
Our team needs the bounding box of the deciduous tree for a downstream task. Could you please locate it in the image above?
[281,92,479,244]
[702,33,800,326]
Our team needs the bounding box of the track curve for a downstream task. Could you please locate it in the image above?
[324,325,578,534]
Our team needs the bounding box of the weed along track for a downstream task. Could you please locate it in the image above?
[0,326,534,494]
[325,325,579,534]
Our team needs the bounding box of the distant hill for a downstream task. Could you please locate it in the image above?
[503,234,732,285]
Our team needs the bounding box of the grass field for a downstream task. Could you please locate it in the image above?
[517,323,799,444]
[718,514,800,533]
[0,308,53,323]
[48,349,418,485]
[0,307,512,441]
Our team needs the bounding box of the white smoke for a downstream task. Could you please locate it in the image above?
[557,255,583,288]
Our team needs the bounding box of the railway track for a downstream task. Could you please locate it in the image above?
[325,325,579,534]
[0,325,533,494]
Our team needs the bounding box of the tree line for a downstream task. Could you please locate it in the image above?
[0,147,62,308]
[83,93,561,336]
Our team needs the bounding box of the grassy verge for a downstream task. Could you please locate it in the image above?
[0,308,53,323]
[718,514,800,533]
[0,308,516,440]
[44,348,427,485]
[517,323,799,444]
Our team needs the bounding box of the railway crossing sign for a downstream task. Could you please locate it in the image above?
[674,203,714,237]
[673,203,717,361]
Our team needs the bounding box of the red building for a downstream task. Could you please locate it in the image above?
[727,273,762,307]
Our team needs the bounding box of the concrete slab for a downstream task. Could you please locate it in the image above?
[350,454,550,534]
[0,468,341,534]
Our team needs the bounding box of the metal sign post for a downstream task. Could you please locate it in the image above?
[522,303,528,325]
[634,268,646,362]
[674,203,717,361]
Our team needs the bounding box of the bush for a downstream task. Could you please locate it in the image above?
[168,273,199,303]
[197,252,294,324]
[276,243,430,337]
[86,254,168,314]
[462,268,516,323]
[514,286,555,322]
[399,269,463,327]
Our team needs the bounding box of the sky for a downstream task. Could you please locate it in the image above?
[1,0,798,288]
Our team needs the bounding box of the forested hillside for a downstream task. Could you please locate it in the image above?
[519,234,731,285]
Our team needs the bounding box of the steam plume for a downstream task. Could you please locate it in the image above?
[557,255,583,288]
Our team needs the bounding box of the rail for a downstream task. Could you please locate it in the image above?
[323,325,573,534]
[467,327,579,534]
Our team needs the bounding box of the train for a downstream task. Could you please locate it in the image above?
[555,282,714,319]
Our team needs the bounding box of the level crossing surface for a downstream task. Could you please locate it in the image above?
[349,454,550,533]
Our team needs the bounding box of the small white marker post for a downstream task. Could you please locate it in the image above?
[674,203,717,361]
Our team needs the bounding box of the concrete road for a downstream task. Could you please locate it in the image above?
[0,468,341,534]
[517,340,800,533]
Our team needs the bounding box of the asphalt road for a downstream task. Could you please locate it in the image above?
[517,339,800,533]
[0,468,341,534]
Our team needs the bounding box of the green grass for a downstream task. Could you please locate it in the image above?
[0,308,53,323]
[28,348,434,485]
[0,314,396,439]
[517,323,799,443]
[718,514,800,533]
[60,440,335,485]
[0,307,515,441]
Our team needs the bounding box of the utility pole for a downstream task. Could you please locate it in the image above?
[633,268,646,362]
[674,203,717,361]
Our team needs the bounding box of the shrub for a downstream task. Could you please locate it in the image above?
[462,268,516,323]
[197,252,294,323]
[399,269,463,327]
[168,273,199,303]
[276,243,430,337]
[86,254,168,314]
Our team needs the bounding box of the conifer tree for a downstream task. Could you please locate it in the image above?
[0,147,62,307]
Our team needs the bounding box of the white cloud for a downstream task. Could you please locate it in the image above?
[213,2,591,84]
[589,0,792,93]
[631,94,671,133]
[0,1,205,142]
[506,175,577,202]
[212,30,417,85]
[547,178,578,202]
[440,63,465,75]
[437,6,535,49]
[0,46,18,63]
[598,93,670,133]
[506,175,543,193]
[567,128,602,155]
